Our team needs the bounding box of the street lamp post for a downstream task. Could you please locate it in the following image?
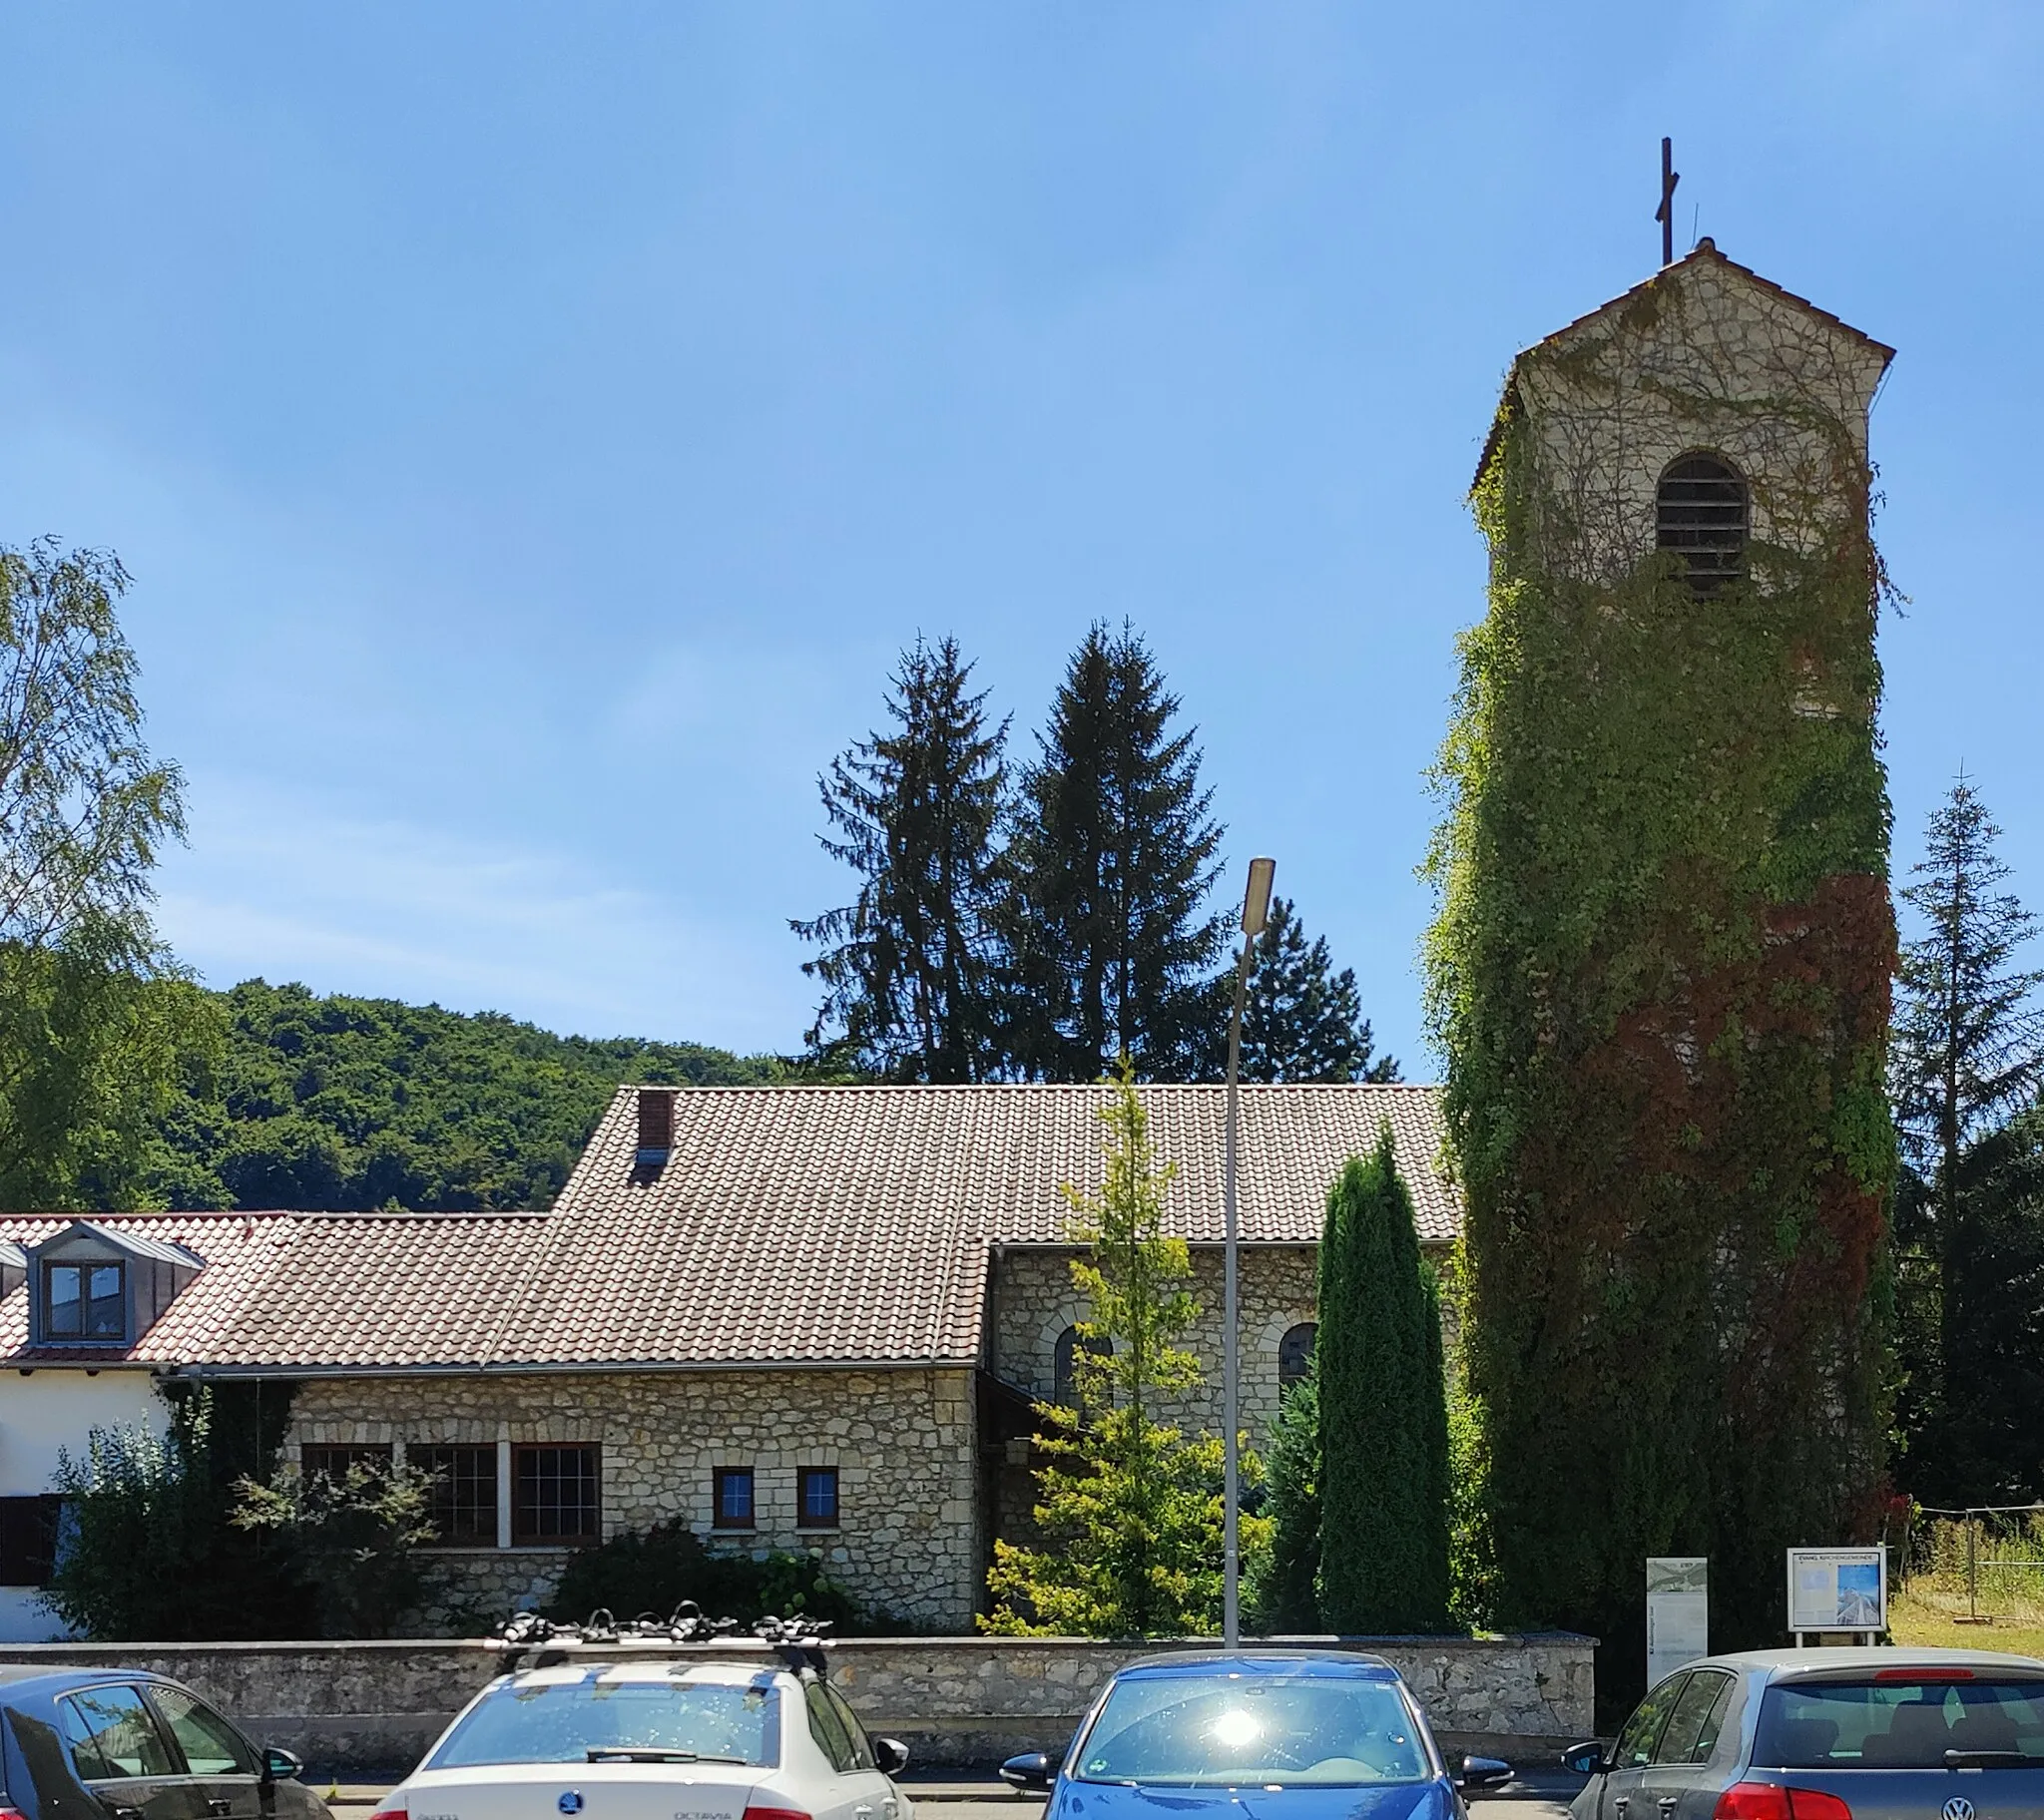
[1224,855,1276,1648]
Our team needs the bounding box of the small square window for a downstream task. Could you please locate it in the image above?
[414,1444,499,1545]
[514,1444,601,1546]
[714,1467,755,1530]
[796,1466,839,1530]
[45,1261,125,1342]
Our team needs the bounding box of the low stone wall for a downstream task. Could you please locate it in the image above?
[0,1633,1594,1775]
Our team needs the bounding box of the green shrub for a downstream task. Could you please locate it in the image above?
[233,1459,439,1637]
[546,1521,862,1629]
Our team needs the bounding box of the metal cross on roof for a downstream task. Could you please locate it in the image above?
[1656,136,1681,266]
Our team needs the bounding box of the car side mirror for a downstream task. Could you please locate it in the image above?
[1460,1756,1512,1790]
[873,1738,909,1778]
[1560,1742,1609,1777]
[263,1747,303,1782]
[999,1752,1055,1792]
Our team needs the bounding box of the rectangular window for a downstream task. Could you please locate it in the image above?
[513,1444,601,1545]
[300,1445,394,1485]
[414,1444,499,1545]
[796,1466,839,1530]
[714,1467,756,1530]
[46,1261,125,1341]
[0,1494,63,1587]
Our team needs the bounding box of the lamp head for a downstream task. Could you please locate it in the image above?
[1242,857,1276,938]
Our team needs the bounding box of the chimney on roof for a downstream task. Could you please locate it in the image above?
[636,1088,675,1171]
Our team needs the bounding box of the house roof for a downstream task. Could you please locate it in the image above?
[0,1083,1454,1374]
[1472,238,1896,492]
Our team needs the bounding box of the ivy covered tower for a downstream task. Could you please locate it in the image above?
[1428,240,1896,1681]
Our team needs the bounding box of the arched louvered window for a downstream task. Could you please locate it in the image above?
[1053,1325,1112,1408]
[1278,1322,1317,1394]
[1657,453,1748,592]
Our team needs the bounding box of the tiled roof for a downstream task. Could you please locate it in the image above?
[0,1083,1455,1374]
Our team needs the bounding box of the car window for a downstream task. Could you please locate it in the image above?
[146,1686,256,1776]
[1657,1672,1734,1765]
[822,1686,875,1772]
[1614,1675,1689,1770]
[1755,1678,2044,1768]
[804,1681,857,1772]
[427,1672,780,1769]
[60,1686,179,1780]
[1075,1671,1429,1787]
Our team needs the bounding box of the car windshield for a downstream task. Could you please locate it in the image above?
[1076,1671,1430,1786]
[1756,1678,2044,1769]
[428,1669,781,1768]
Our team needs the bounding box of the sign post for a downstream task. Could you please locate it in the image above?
[1647,1558,1709,1687]
[1787,1546,1887,1644]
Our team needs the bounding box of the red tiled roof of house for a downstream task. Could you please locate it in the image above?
[0,1083,1454,1374]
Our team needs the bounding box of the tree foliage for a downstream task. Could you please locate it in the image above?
[983,1066,1267,1634]
[1428,310,1895,1698]
[0,541,218,1209]
[1315,1130,1450,1632]
[1192,896,1399,1084]
[152,980,781,1210]
[548,1521,864,1630]
[1890,780,2044,1504]
[1247,1370,1320,1632]
[41,1384,310,1640]
[1005,624,1227,1081]
[232,1456,440,1638]
[792,637,1010,1082]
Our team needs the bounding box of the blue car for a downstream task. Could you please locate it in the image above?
[999,1650,1511,1820]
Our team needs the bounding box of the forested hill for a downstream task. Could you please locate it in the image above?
[152,980,782,1212]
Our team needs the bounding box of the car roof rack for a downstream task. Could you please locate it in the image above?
[486,1603,834,1677]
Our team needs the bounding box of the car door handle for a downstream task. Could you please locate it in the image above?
[1659,1801,1678,1814]
[209,1802,235,1816]
[1613,1800,1628,1817]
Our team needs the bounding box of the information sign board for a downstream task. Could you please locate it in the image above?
[1647,1557,1709,1685]
[1787,1546,1886,1633]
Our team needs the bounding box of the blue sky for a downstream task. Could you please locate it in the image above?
[2,2,2039,1072]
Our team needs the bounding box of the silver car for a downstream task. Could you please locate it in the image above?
[1566,1648,2044,1820]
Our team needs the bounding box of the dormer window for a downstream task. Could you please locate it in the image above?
[1657,453,1748,592]
[46,1260,125,1342]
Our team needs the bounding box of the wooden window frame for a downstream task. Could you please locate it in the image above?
[795,1466,839,1531]
[713,1466,756,1530]
[414,1444,500,1546]
[512,1443,602,1547]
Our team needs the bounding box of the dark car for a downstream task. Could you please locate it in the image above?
[1000,1649,1510,1820]
[0,1666,330,1820]
[1565,1646,2044,1820]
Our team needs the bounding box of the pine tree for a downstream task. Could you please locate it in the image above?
[1891,778,2044,1501]
[1193,897,1399,1083]
[1315,1127,1451,1632]
[1005,623,1226,1080]
[791,637,1010,1082]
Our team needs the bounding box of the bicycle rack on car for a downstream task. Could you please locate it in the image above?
[486,1602,835,1677]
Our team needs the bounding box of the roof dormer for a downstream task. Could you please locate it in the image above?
[26,1221,204,1350]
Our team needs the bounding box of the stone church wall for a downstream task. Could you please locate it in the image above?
[287,1367,981,1633]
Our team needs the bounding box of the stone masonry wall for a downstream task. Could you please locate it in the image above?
[992,1243,1452,1444]
[287,1369,980,1632]
[0,1634,1596,1773]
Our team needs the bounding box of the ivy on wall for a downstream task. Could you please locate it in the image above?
[1424,274,1896,1700]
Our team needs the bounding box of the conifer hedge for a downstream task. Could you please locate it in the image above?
[1315,1129,1451,1632]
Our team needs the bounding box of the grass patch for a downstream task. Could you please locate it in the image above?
[1890,1582,2044,1659]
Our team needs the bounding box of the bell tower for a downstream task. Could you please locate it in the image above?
[1432,241,1897,1679]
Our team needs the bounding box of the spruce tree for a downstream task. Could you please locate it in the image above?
[791,636,1009,1082]
[1004,623,1226,1081]
[1193,897,1399,1083]
[1315,1127,1450,1632]
[1891,778,2044,1501]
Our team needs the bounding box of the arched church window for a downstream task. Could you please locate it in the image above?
[1053,1325,1111,1408]
[1278,1322,1317,1393]
[1657,453,1748,592]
